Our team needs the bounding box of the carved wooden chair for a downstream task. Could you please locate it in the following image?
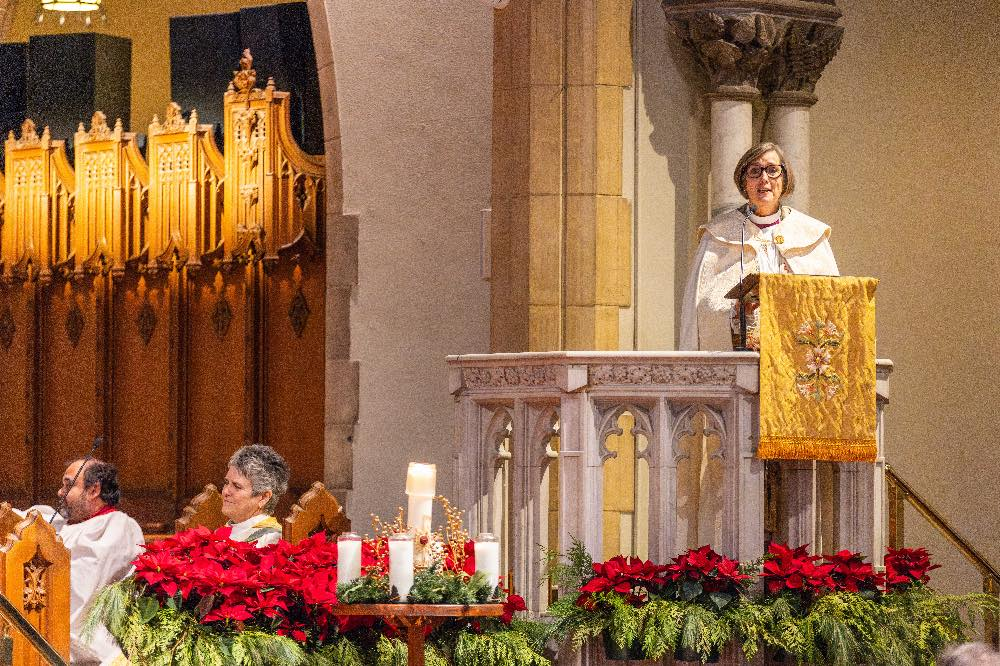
[174,484,226,533]
[0,510,71,663]
[0,503,21,545]
[283,482,352,545]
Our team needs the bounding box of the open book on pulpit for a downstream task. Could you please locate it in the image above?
[726,273,879,463]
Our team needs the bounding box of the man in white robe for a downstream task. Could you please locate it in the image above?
[23,460,144,665]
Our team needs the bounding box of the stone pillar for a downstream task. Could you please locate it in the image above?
[661,8,783,215]
[766,93,815,209]
[763,18,844,210]
[491,0,633,353]
[709,89,757,216]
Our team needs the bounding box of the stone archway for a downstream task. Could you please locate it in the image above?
[303,0,358,506]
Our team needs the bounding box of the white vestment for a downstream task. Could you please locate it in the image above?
[20,506,144,665]
[227,513,282,547]
[679,206,839,351]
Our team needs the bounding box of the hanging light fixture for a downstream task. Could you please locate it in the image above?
[37,0,105,26]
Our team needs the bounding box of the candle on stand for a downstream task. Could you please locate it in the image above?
[474,532,501,592]
[388,532,415,602]
[406,495,434,533]
[336,532,362,587]
[405,462,436,532]
[405,462,437,496]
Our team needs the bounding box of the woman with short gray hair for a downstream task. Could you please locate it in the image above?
[221,444,290,546]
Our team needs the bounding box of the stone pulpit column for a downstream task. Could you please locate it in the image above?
[763,16,844,210]
[491,1,633,353]
[661,5,782,216]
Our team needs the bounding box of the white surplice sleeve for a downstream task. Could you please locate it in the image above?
[60,512,145,665]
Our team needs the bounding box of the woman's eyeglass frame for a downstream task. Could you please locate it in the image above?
[745,164,784,180]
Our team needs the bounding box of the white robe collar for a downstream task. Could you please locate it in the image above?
[227,513,278,542]
[700,206,831,252]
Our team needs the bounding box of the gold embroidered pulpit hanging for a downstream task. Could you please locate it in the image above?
[756,274,879,462]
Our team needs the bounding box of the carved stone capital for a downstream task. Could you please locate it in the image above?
[762,19,843,97]
[767,89,819,107]
[662,1,843,97]
[663,8,786,92]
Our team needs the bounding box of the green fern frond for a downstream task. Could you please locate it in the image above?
[543,537,593,592]
[231,630,307,665]
[310,635,365,666]
[453,630,550,666]
[84,577,137,642]
[603,593,642,650]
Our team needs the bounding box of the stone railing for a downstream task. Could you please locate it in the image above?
[449,352,892,614]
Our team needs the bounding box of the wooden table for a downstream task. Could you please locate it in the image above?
[332,603,504,666]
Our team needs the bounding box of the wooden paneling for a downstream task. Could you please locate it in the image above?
[0,54,331,530]
[0,282,36,508]
[112,272,175,531]
[185,268,250,501]
[264,259,325,504]
[38,280,102,494]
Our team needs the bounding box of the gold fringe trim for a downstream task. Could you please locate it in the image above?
[758,436,877,463]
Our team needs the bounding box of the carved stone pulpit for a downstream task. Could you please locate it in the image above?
[449,351,891,616]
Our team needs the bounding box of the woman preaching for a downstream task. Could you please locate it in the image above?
[680,142,840,351]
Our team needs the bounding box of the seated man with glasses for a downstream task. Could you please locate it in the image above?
[680,141,840,351]
[18,459,144,665]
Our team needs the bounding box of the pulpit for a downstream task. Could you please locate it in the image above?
[448,351,892,616]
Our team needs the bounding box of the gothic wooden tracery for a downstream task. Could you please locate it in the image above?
[0,51,330,529]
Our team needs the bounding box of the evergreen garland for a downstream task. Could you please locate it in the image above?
[638,600,684,659]
[89,575,548,666]
[337,574,392,604]
[408,566,493,604]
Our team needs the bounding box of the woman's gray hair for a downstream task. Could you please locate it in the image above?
[733,141,796,201]
[228,444,290,514]
[940,642,1000,666]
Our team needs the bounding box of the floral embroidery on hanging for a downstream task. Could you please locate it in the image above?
[794,319,843,401]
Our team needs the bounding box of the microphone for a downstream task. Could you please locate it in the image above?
[50,436,103,524]
[737,204,755,351]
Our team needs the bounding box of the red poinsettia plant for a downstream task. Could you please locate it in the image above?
[134,526,359,647]
[759,543,835,604]
[576,555,668,608]
[661,545,752,610]
[823,549,883,596]
[883,546,940,591]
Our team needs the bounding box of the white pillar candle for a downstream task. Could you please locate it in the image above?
[405,462,436,531]
[388,533,415,602]
[406,494,434,532]
[336,532,363,588]
[405,462,436,496]
[474,532,501,592]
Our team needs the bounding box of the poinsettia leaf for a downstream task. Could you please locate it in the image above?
[708,591,733,610]
[138,596,159,623]
[681,579,702,601]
